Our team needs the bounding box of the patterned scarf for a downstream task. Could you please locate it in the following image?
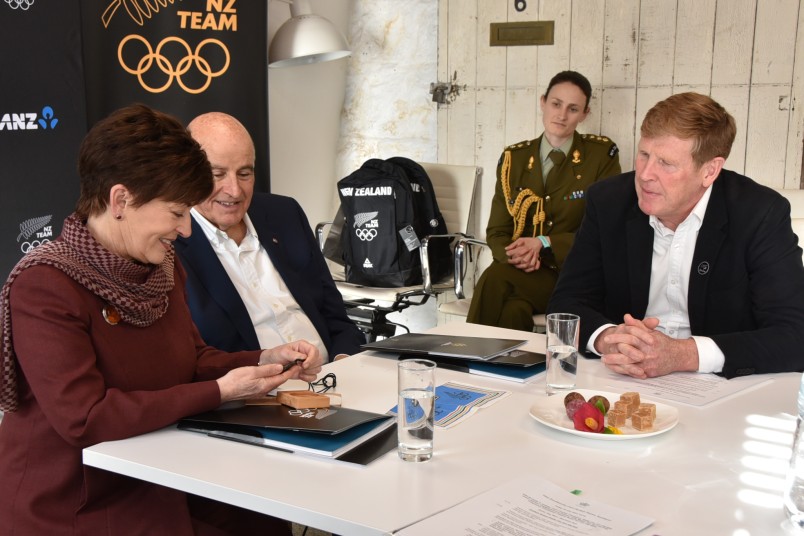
[0,213,174,412]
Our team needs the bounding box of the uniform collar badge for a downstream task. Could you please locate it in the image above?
[572,150,581,164]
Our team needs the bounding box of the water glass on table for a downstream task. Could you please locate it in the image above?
[397,359,436,462]
[546,313,580,394]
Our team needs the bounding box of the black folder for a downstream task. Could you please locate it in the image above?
[362,333,543,366]
[178,404,396,464]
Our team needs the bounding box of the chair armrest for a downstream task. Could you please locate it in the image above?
[315,221,333,252]
[419,233,467,294]
[453,237,488,299]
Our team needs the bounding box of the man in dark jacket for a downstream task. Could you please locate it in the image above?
[548,92,804,379]
[175,112,363,360]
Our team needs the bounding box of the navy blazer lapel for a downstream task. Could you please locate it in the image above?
[688,182,727,332]
[178,219,260,348]
[248,207,289,274]
[625,206,653,317]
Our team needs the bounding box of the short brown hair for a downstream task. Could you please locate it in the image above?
[545,71,593,111]
[640,92,736,168]
[75,103,213,219]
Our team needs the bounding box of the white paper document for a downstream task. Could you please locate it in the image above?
[396,475,653,536]
[602,370,770,407]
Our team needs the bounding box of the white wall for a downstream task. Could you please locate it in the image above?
[334,0,439,181]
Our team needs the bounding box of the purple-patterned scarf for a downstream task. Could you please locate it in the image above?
[0,213,174,412]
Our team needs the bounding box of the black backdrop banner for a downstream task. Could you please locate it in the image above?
[79,0,269,190]
[0,0,269,279]
[0,0,87,279]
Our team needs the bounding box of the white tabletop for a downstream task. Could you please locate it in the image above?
[83,323,800,535]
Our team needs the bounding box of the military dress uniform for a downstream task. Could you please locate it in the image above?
[467,131,621,331]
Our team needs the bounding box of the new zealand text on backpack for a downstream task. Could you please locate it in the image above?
[337,157,452,287]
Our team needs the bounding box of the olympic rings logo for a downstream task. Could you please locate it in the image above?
[5,0,34,9]
[20,239,49,254]
[117,35,230,94]
[355,228,378,242]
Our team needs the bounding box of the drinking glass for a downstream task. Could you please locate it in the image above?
[397,359,436,462]
[545,313,580,394]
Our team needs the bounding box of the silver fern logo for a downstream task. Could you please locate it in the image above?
[353,211,379,228]
[17,215,53,254]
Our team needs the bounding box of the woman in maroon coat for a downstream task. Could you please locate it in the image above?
[0,104,322,535]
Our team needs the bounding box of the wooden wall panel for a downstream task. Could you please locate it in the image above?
[674,0,715,87]
[601,87,637,168]
[475,87,507,240]
[537,0,572,84]
[602,0,640,87]
[443,0,478,166]
[505,0,539,89]
[505,88,539,144]
[437,0,449,163]
[637,0,676,87]
[711,0,756,86]
[746,85,792,188]
[570,0,607,135]
[786,0,804,188]
[752,0,798,84]
[477,1,506,88]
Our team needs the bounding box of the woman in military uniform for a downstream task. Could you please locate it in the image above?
[467,71,621,331]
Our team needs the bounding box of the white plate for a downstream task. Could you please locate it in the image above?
[529,389,679,440]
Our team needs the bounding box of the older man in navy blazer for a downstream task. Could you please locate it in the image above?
[548,93,804,379]
[175,112,363,360]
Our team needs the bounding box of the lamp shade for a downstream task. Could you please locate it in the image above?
[269,1,351,68]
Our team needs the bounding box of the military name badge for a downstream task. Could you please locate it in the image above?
[103,304,121,325]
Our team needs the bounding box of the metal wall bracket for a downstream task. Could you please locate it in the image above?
[430,71,465,105]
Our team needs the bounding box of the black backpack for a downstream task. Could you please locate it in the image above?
[337,157,452,287]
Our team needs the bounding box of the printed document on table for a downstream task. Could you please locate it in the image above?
[396,475,652,536]
[603,370,770,407]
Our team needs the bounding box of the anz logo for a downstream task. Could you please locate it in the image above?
[0,105,59,131]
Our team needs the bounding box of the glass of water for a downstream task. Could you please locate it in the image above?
[397,359,436,462]
[546,313,580,394]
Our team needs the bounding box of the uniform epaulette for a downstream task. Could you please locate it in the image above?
[581,133,614,145]
[581,133,619,158]
[505,139,535,151]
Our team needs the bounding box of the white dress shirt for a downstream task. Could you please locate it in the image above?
[587,186,725,373]
[191,209,328,361]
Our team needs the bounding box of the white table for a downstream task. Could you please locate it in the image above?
[83,323,800,535]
